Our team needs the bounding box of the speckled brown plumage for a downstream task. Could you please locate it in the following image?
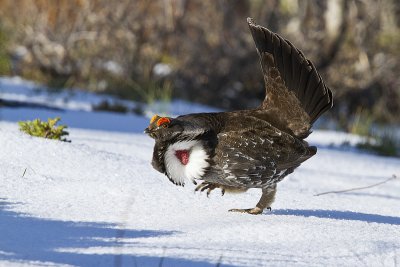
[145,18,333,214]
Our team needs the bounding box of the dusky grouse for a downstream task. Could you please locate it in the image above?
[144,18,333,215]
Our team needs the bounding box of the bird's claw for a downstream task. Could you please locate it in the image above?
[195,182,223,197]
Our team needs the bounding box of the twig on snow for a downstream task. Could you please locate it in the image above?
[158,247,166,267]
[21,165,37,178]
[216,255,223,267]
[314,174,397,196]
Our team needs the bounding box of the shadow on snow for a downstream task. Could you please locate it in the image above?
[272,209,400,225]
[0,107,149,134]
[0,200,228,267]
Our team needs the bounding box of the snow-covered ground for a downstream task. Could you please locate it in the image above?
[0,77,399,267]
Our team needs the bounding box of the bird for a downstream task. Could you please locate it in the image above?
[144,18,333,215]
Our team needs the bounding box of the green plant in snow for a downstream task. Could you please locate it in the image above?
[339,107,400,157]
[356,131,399,157]
[18,117,70,142]
[348,107,374,137]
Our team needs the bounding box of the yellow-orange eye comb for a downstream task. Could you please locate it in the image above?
[156,117,171,127]
[150,114,159,124]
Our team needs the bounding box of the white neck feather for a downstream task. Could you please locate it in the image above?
[164,140,209,185]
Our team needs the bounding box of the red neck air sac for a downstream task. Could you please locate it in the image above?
[175,150,189,165]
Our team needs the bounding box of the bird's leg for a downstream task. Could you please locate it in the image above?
[195,182,222,197]
[229,185,277,215]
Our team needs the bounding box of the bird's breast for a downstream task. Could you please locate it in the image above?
[164,140,210,185]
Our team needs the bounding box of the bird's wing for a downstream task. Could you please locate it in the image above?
[247,18,333,138]
[213,117,314,187]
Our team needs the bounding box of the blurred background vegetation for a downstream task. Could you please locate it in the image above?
[0,0,399,132]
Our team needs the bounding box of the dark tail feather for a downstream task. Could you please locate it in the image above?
[247,18,333,124]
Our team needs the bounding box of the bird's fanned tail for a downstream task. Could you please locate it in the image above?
[247,18,333,128]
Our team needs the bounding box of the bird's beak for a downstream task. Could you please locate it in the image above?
[144,127,151,134]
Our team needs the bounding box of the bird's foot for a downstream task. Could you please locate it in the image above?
[228,206,271,215]
[195,182,224,197]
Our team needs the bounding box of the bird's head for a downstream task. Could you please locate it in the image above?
[144,114,183,141]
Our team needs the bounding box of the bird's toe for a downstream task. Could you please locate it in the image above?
[228,207,264,215]
[195,182,220,197]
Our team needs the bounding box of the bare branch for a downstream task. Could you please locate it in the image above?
[314,174,397,196]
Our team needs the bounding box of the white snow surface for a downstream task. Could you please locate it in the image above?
[1,77,400,267]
